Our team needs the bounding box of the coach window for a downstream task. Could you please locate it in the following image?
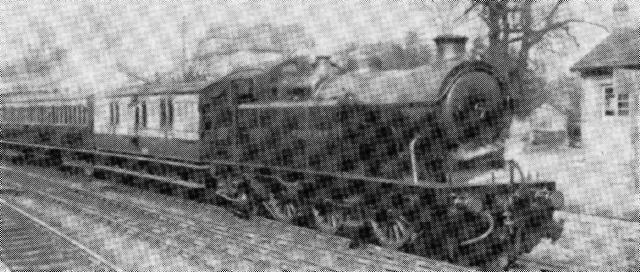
[69,106,73,124]
[116,102,120,124]
[80,105,85,125]
[57,106,63,124]
[64,106,69,124]
[160,99,166,127]
[140,101,148,128]
[109,101,120,126]
[26,107,32,123]
[115,102,120,125]
[168,99,174,128]
[25,108,30,123]
[50,107,56,124]
[78,106,84,124]
[70,106,74,124]
[109,102,114,125]
[60,106,65,124]
[37,107,43,124]
[72,106,78,125]
[80,105,85,124]
[160,98,174,128]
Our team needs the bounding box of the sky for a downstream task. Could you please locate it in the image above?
[0,0,638,88]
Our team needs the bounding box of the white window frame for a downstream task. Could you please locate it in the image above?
[603,83,630,117]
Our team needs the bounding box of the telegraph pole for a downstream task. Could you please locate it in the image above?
[181,16,188,81]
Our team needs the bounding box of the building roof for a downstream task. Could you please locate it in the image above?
[571,27,640,72]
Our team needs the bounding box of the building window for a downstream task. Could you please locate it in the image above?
[604,86,615,116]
[618,93,629,116]
[604,85,630,117]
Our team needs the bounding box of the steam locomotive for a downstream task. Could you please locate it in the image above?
[0,42,564,268]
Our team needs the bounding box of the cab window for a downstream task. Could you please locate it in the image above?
[232,79,255,103]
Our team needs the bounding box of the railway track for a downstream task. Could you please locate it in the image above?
[513,255,577,272]
[0,164,471,271]
[0,194,122,272]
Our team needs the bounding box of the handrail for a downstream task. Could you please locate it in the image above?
[409,135,423,185]
[506,159,525,186]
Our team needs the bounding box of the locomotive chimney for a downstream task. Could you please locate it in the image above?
[311,55,338,87]
[434,34,468,63]
[314,55,333,73]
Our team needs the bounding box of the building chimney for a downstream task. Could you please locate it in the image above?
[434,35,468,63]
[613,0,632,31]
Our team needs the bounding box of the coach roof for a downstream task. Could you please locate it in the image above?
[103,68,265,98]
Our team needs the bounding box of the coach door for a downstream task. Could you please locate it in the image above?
[206,82,234,161]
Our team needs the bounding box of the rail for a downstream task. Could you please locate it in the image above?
[0,196,123,272]
[0,164,473,272]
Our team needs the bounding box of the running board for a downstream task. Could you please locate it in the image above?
[92,164,205,189]
[0,140,208,170]
[0,149,23,158]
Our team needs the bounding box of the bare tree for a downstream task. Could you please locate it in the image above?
[463,0,607,117]
[413,1,474,34]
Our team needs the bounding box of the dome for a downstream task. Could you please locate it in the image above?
[613,1,629,12]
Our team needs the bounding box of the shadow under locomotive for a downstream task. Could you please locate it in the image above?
[0,55,564,269]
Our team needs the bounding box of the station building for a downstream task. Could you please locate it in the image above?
[570,1,640,159]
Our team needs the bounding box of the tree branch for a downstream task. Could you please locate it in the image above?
[543,0,566,25]
[562,26,580,48]
[508,18,608,44]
